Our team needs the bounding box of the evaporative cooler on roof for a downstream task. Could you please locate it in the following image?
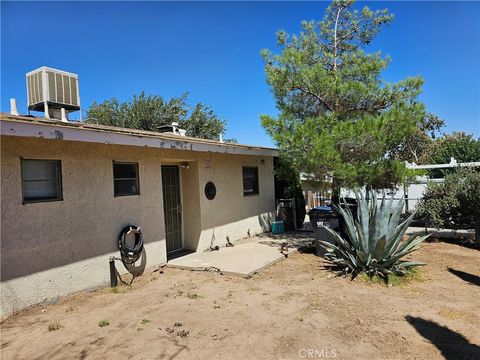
[26,66,80,120]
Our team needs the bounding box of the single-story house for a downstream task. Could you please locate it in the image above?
[0,113,278,317]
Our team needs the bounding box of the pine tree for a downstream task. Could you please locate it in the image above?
[261,0,430,189]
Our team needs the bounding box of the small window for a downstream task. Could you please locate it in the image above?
[242,166,259,196]
[113,162,140,196]
[21,159,62,203]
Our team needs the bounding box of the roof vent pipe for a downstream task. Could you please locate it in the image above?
[170,122,186,136]
[171,122,179,134]
[10,98,19,116]
[61,108,68,122]
[219,134,224,143]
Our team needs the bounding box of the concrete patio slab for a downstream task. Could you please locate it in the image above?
[167,233,313,277]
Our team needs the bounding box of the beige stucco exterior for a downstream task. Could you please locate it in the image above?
[1,135,275,317]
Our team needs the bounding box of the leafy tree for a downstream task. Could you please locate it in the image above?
[432,132,480,164]
[183,103,227,140]
[393,113,445,164]
[87,92,227,140]
[261,0,431,190]
[426,132,480,177]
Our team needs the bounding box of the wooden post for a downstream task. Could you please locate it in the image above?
[109,257,117,288]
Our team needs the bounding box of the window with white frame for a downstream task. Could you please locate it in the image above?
[21,159,63,203]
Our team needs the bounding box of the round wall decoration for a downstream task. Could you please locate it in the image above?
[205,181,217,200]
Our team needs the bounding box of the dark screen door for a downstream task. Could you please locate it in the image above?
[161,165,182,253]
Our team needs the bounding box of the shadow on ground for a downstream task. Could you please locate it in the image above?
[406,226,479,251]
[448,268,480,286]
[256,231,314,251]
[406,316,480,360]
[33,334,188,360]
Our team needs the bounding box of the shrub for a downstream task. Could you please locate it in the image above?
[416,168,480,241]
[320,191,430,279]
[98,319,110,327]
[48,322,62,331]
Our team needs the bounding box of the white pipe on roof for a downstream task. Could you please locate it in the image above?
[9,99,19,116]
[61,108,68,123]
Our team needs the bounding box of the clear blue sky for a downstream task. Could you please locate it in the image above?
[2,1,479,146]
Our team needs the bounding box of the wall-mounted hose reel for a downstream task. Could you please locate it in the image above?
[110,225,144,287]
[118,225,144,265]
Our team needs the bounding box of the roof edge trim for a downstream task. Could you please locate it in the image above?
[1,119,278,157]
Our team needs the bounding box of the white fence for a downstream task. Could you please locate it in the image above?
[304,157,479,211]
[341,176,444,212]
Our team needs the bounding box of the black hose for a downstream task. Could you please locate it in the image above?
[118,225,143,265]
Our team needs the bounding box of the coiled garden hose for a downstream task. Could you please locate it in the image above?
[118,225,144,265]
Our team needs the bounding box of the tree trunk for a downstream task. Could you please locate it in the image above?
[365,184,371,203]
[331,177,345,238]
[331,177,340,207]
[332,4,343,112]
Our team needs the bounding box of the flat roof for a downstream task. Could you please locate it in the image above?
[26,66,78,78]
[0,113,278,157]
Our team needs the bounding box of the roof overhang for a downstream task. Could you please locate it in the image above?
[0,117,278,157]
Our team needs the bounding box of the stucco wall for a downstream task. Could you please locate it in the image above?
[196,153,275,250]
[0,137,167,317]
[1,136,275,317]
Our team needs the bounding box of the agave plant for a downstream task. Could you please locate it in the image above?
[320,191,430,278]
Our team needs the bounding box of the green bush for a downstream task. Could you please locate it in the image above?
[98,319,110,327]
[416,168,480,232]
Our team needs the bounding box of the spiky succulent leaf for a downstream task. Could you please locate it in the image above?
[396,233,430,255]
[321,225,353,252]
[387,199,404,240]
[333,204,359,249]
[319,190,429,279]
[384,212,416,258]
[397,261,426,268]
[355,193,370,252]
[372,235,387,261]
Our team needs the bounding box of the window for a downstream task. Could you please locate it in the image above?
[242,166,259,196]
[113,162,140,196]
[21,159,62,203]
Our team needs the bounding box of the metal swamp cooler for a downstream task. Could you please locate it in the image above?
[307,206,339,256]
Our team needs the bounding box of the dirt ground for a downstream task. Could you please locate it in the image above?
[1,241,479,360]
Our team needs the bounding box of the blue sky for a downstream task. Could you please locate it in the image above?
[2,1,479,146]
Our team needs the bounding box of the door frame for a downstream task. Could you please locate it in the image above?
[161,164,184,255]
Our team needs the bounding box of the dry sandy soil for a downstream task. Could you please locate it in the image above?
[1,241,479,360]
